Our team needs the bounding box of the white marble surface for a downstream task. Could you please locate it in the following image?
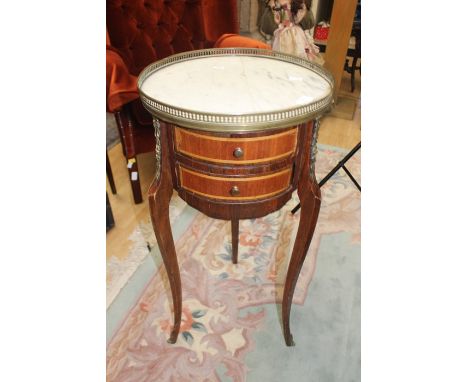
[141,56,331,114]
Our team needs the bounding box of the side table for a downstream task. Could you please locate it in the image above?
[138,48,334,346]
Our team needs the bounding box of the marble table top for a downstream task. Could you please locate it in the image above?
[140,55,331,115]
[138,49,334,132]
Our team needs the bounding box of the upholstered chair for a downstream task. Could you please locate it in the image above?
[106,0,239,203]
[213,33,271,50]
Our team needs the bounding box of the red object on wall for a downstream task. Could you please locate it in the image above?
[314,24,330,40]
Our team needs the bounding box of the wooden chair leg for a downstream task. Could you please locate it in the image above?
[231,219,239,264]
[106,192,115,231]
[114,109,143,204]
[106,151,117,194]
[112,112,125,156]
[127,156,143,204]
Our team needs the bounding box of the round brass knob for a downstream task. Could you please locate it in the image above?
[230,185,240,196]
[233,147,244,158]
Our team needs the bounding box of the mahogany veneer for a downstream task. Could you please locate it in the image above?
[173,126,297,203]
[178,165,292,201]
[174,126,298,164]
[166,124,309,222]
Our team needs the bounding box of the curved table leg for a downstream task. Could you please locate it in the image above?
[282,119,322,346]
[148,119,181,344]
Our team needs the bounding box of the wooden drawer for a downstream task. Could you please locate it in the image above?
[174,127,298,164]
[178,165,292,201]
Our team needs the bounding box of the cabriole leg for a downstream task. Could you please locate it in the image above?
[148,118,181,344]
[282,119,322,346]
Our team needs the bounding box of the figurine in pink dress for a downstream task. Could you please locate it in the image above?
[271,0,323,64]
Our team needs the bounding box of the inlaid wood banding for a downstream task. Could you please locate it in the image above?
[178,165,292,201]
[174,127,298,164]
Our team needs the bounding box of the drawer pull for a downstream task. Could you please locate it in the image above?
[233,147,244,158]
[230,185,240,196]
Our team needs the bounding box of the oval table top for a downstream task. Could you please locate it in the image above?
[138,48,334,132]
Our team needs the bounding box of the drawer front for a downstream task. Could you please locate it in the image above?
[174,127,298,164]
[178,165,292,201]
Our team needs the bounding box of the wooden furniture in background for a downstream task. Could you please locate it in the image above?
[315,19,361,93]
[323,0,358,99]
[139,48,334,346]
[343,21,361,93]
[106,152,117,232]
[106,193,115,232]
[106,151,117,195]
[344,0,361,92]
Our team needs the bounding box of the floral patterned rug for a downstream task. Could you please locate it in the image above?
[107,145,360,382]
[106,195,187,308]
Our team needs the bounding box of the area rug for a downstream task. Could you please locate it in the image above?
[107,145,360,382]
[106,195,188,308]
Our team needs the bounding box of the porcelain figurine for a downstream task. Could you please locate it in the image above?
[269,0,324,65]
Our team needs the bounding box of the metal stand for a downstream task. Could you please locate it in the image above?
[291,142,361,215]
